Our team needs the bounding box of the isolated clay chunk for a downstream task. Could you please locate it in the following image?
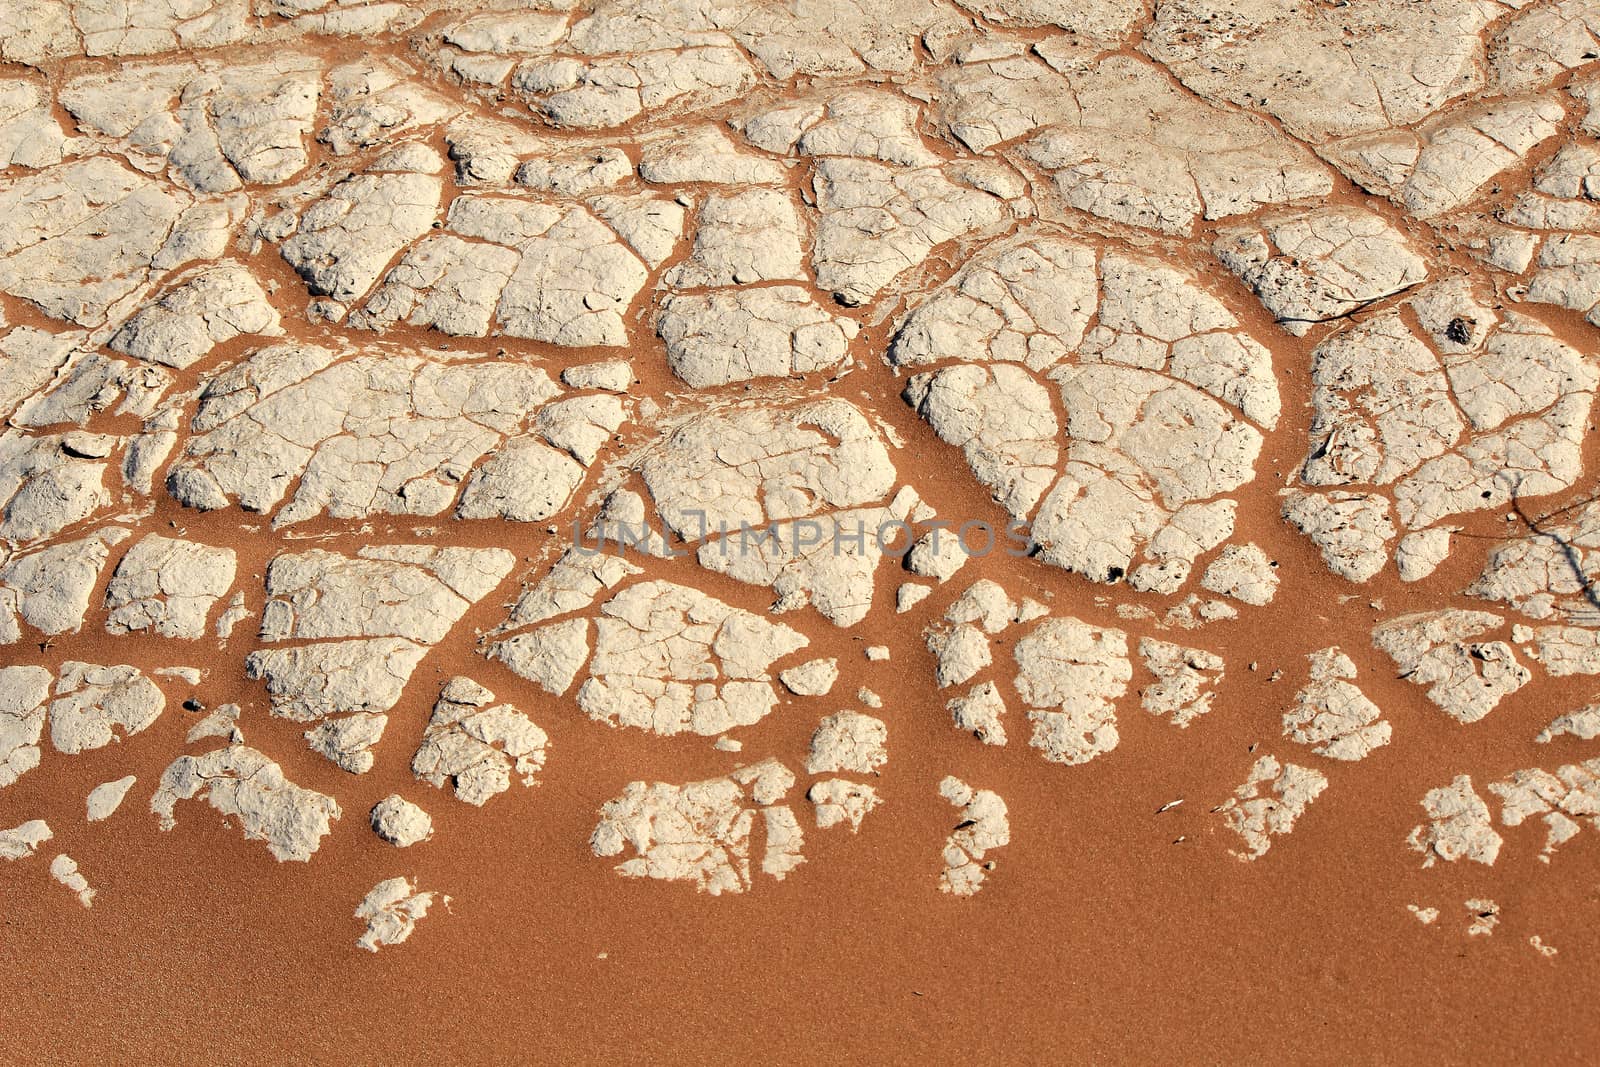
[411,678,548,806]
[370,795,433,848]
[151,745,340,862]
[938,776,1010,896]
[355,877,441,953]
[591,759,800,895]
[1217,756,1328,860]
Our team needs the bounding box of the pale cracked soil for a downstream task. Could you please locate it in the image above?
[2,0,1600,1062]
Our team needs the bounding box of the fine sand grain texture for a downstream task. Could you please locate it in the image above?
[3,1,1600,1061]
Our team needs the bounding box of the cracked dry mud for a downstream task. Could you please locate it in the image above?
[3,0,1599,1061]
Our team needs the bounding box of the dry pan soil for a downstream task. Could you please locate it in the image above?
[3,0,1600,1061]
